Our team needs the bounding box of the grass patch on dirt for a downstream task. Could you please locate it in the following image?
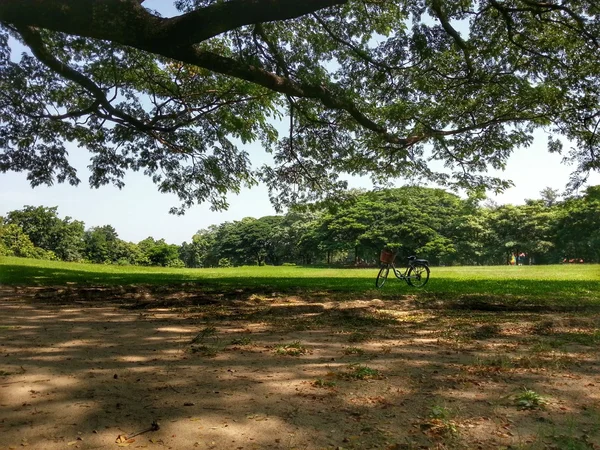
[274,341,310,356]
[343,346,365,356]
[339,364,383,380]
[514,388,548,410]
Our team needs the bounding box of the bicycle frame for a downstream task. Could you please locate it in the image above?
[388,263,410,280]
[375,256,430,288]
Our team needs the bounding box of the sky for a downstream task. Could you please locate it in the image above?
[2,131,598,245]
[1,2,599,245]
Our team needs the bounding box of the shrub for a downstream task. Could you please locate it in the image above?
[166,258,185,268]
[218,258,232,268]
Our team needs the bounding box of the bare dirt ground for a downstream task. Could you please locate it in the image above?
[1,285,599,450]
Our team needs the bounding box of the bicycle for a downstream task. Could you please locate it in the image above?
[375,249,430,288]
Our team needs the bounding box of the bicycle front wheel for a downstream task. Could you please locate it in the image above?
[407,264,430,287]
[376,265,390,288]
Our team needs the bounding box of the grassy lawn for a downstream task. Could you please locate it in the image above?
[1,256,599,307]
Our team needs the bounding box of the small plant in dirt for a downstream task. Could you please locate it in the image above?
[556,330,600,346]
[420,404,459,436]
[430,405,454,421]
[531,320,555,335]
[189,326,221,356]
[312,378,337,388]
[473,354,514,370]
[347,331,369,343]
[470,324,501,339]
[514,388,546,410]
[343,346,365,356]
[274,341,309,356]
[530,341,555,353]
[229,336,253,346]
[549,434,596,450]
[190,326,217,345]
[516,353,576,370]
[190,345,219,357]
[342,364,383,380]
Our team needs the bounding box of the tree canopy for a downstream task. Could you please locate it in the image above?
[1,0,599,212]
[3,185,600,265]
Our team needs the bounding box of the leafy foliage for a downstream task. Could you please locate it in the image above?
[554,186,600,262]
[514,388,547,410]
[4,185,600,267]
[5,206,84,261]
[0,220,56,260]
[177,184,600,266]
[0,1,599,211]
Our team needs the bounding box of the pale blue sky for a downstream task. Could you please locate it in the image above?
[2,132,598,244]
[1,2,599,245]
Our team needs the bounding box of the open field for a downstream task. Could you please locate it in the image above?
[1,257,600,449]
[2,256,600,307]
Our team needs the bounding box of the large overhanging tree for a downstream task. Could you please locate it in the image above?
[1,0,599,213]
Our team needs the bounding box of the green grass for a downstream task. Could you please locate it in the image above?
[514,388,547,410]
[343,346,365,356]
[1,256,600,307]
[229,336,253,346]
[274,341,309,356]
[341,364,383,380]
[312,378,337,388]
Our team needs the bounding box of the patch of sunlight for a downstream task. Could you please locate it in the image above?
[115,356,154,363]
[51,339,105,348]
[155,326,197,333]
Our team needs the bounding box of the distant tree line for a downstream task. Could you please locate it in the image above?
[1,186,599,267]
[0,206,183,267]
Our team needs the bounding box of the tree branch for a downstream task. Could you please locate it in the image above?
[253,23,291,77]
[488,0,569,67]
[3,0,572,156]
[164,45,413,146]
[489,0,597,47]
[0,0,159,47]
[311,13,395,71]
[16,25,175,133]
[430,0,474,75]
[157,0,348,46]
[0,0,348,48]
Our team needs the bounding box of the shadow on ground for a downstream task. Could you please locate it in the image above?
[1,286,600,449]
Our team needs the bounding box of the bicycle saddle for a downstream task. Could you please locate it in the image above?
[408,255,429,265]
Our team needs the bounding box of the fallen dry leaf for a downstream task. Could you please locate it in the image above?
[115,435,136,446]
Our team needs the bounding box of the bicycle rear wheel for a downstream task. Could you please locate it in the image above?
[407,264,430,287]
[376,265,390,288]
